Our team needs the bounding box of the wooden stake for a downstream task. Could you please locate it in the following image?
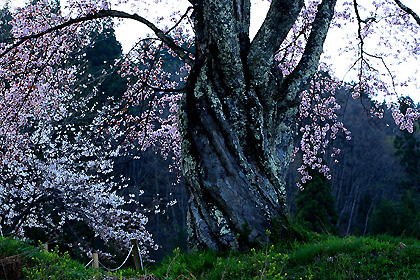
[130,239,142,270]
[92,253,99,268]
[42,243,48,253]
[0,217,3,237]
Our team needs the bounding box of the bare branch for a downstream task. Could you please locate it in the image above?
[353,0,367,92]
[0,9,194,65]
[351,1,397,98]
[353,0,376,24]
[393,0,420,25]
[364,52,397,91]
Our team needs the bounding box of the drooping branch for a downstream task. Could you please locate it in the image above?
[353,0,368,93]
[0,9,194,65]
[280,0,338,102]
[393,0,420,25]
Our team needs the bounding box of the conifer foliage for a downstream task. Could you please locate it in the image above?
[295,168,338,234]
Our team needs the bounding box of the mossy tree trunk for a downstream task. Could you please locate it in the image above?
[178,0,337,250]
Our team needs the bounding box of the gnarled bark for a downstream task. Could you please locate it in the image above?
[179,0,337,250]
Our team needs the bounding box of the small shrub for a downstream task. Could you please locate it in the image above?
[0,255,22,280]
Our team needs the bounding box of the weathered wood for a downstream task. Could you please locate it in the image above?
[41,243,48,253]
[92,253,99,268]
[130,239,142,270]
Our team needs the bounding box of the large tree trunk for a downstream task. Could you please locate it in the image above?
[179,0,337,250]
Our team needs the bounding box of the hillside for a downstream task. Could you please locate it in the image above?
[2,234,420,279]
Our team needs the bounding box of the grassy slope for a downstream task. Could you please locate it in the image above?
[149,234,420,280]
[1,234,420,279]
[0,236,101,279]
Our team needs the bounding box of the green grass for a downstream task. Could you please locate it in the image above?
[0,236,101,279]
[2,234,420,279]
[147,234,420,280]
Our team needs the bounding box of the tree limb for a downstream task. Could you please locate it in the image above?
[202,0,246,89]
[147,84,185,92]
[248,0,304,63]
[0,9,194,65]
[280,0,338,102]
[393,0,420,25]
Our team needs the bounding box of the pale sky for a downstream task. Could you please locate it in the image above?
[111,0,270,51]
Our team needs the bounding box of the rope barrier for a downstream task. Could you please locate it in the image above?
[85,259,93,267]
[98,245,134,272]
[137,244,144,270]
[0,228,141,272]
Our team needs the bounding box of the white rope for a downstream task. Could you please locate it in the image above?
[137,244,144,270]
[85,259,93,267]
[98,245,134,272]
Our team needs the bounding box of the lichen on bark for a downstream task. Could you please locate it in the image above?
[179,0,338,250]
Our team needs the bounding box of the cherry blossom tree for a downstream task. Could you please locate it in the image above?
[0,3,160,257]
[1,0,420,251]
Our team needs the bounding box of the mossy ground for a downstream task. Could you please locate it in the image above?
[1,234,420,279]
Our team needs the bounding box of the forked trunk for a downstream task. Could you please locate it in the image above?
[178,0,337,250]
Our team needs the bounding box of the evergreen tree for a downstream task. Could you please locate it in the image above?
[70,24,127,111]
[394,122,420,191]
[379,97,420,238]
[370,198,400,236]
[369,191,420,238]
[295,168,338,234]
[398,190,420,237]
